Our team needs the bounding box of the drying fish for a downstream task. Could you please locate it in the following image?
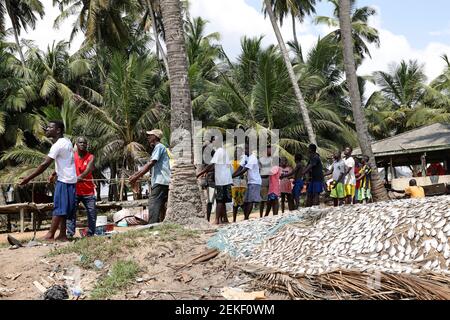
[209,196,450,276]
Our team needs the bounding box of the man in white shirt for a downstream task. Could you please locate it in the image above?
[232,144,262,220]
[20,121,77,242]
[343,146,356,205]
[197,138,233,224]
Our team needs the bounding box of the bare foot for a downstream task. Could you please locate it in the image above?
[41,233,54,242]
[54,235,69,242]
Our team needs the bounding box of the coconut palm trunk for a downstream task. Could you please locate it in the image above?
[264,0,316,145]
[291,13,303,63]
[12,26,25,65]
[160,0,204,224]
[338,0,388,201]
[146,0,170,76]
[5,6,25,65]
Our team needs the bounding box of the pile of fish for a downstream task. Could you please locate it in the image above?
[207,209,324,258]
[209,196,450,275]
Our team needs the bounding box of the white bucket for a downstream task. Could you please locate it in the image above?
[96,216,108,226]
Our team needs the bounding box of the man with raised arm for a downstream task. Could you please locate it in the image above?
[20,121,77,242]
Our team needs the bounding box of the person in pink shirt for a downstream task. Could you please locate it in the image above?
[279,157,294,213]
[265,164,281,217]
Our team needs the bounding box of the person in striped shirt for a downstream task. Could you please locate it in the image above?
[355,156,373,204]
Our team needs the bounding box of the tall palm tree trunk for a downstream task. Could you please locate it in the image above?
[146,0,170,77]
[160,0,204,225]
[12,26,25,65]
[338,0,388,202]
[6,8,25,65]
[264,0,316,145]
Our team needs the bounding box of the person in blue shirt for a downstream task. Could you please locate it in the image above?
[129,129,171,223]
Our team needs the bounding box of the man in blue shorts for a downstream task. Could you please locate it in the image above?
[280,154,304,209]
[20,121,77,242]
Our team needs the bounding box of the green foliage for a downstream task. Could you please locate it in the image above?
[90,260,140,299]
[265,0,317,25]
[1,2,449,185]
[365,59,450,138]
[315,0,379,62]
[49,229,144,268]
[48,223,198,269]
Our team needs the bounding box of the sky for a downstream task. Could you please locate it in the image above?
[5,0,450,97]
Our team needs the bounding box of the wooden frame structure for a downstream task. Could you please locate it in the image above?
[354,123,450,175]
[0,200,149,233]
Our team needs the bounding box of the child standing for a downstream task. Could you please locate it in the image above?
[279,157,294,213]
[265,163,281,217]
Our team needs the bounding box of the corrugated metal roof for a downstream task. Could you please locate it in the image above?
[354,123,450,157]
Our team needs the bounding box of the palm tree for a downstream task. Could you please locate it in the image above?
[137,0,169,74]
[316,0,379,63]
[431,54,450,93]
[53,0,134,49]
[77,52,163,199]
[203,37,353,156]
[3,0,44,65]
[338,0,387,201]
[266,0,317,63]
[185,16,224,116]
[412,55,450,127]
[374,60,426,109]
[0,40,43,153]
[0,2,5,34]
[185,17,222,81]
[160,0,203,224]
[366,60,450,135]
[263,0,317,145]
[25,41,91,104]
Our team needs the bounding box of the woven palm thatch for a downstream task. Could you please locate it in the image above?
[242,265,450,300]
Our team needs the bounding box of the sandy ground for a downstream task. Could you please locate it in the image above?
[0,226,138,245]
[0,208,285,245]
[0,213,287,300]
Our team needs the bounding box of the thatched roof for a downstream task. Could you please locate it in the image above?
[354,123,450,157]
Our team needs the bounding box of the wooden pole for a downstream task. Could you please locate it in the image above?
[32,183,35,203]
[31,211,35,233]
[20,208,25,233]
[119,174,125,202]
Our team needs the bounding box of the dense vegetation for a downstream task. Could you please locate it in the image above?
[1,0,449,201]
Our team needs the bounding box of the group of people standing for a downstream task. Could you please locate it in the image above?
[325,146,373,207]
[197,142,376,224]
[20,121,376,237]
[19,123,172,241]
[197,141,328,224]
